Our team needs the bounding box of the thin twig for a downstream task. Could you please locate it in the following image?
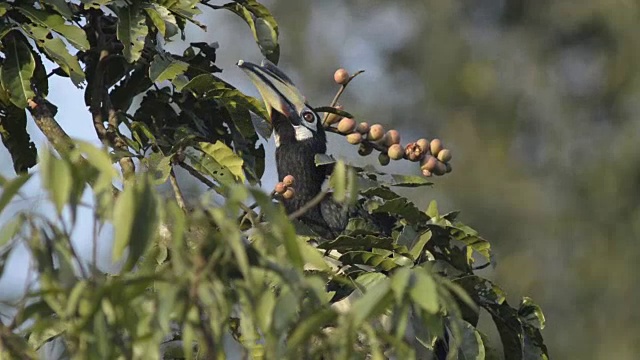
[178,161,218,190]
[288,188,331,220]
[169,168,187,212]
[322,70,365,125]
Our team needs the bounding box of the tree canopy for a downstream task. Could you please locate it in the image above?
[0,1,547,359]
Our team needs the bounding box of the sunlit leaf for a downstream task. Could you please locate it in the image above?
[195,141,246,184]
[149,54,188,83]
[22,24,85,86]
[40,148,72,214]
[16,6,89,51]
[0,172,32,213]
[1,34,36,108]
[112,176,158,271]
[115,4,148,63]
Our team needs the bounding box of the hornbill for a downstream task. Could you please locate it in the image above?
[238,59,380,239]
[239,60,449,359]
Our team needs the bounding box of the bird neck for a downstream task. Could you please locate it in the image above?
[275,137,328,213]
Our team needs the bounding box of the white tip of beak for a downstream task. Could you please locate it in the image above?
[237,59,244,66]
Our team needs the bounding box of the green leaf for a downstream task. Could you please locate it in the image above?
[318,235,395,252]
[28,321,66,350]
[518,297,545,330]
[0,3,9,17]
[112,176,158,271]
[143,151,172,185]
[366,197,428,224]
[457,320,486,360]
[16,6,89,51]
[194,141,246,184]
[149,54,188,83]
[0,103,37,173]
[339,251,398,272]
[222,2,280,63]
[1,35,36,108]
[41,0,74,19]
[0,173,32,214]
[22,24,85,86]
[75,141,119,194]
[40,149,72,214]
[450,225,491,261]
[409,229,432,260]
[331,160,347,203]
[143,4,178,38]
[315,153,336,166]
[351,278,393,326]
[116,5,148,63]
[287,308,337,350]
[409,268,439,314]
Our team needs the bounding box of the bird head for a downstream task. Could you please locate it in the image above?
[237,59,325,147]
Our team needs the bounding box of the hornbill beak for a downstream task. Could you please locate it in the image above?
[237,59,307,124]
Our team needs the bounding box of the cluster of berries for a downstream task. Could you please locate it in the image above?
[274,175,295,199]
[322,68,453,177]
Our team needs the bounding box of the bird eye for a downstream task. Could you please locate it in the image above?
[302,111,315,123]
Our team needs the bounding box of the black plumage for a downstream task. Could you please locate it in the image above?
[238,59,378,239]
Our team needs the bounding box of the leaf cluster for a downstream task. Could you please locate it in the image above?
[0,1,548,359]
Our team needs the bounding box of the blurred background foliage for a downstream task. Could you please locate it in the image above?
[252,0,638,359]
[0,0,637,358]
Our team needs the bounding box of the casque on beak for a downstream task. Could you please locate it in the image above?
[237,59,307,124]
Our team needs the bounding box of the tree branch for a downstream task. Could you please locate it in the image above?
[169,167,187,212]
[322,70,365,126]
[27,97,120,196]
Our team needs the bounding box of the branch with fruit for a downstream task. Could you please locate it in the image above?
[317,68,453,177]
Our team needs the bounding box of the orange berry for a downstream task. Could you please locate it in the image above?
[334,68,350,85]
[275,182,286,194]
[383,130,401,146]
[324,104,344,125]
[430,139,443,156]
[337,117,356,134]
[437,149,452,163]
[283,175,295,186]
[346,132,363,144]
[356,122,370,134]
[388,144,404,160]
[416,138,430,153]
[283,188,295,199]
[368,124,385,141]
